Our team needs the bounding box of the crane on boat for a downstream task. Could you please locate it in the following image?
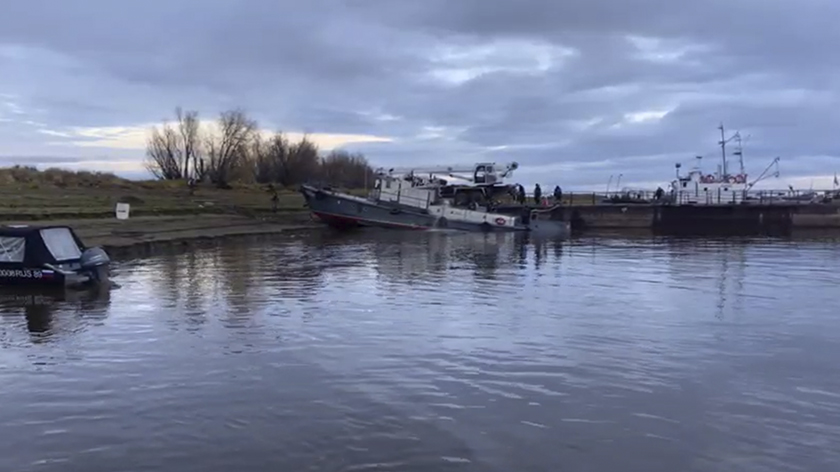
[747,156,781,190]
[376,161,519,185]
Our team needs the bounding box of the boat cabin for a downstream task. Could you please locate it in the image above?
[375,174,438,209]
[0,225,110,286]
[372,161,520,211]
[670,163,748,205]
[472,163,500,184]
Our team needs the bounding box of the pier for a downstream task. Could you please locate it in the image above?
[532,192,840,235]
[526,123,840,236]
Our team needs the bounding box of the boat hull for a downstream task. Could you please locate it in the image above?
[301,185,437,230]
[0,266,107,288]
[300,185,570,236]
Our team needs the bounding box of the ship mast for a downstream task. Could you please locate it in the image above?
[717,123,743,178]
[733,132,745,175]
[718,123,728,178]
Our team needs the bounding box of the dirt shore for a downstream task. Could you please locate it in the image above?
[4,213,321,259]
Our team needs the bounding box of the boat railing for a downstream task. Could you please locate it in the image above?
[506,189,840,206]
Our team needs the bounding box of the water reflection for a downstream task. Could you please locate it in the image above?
[296,230,567,284]
[0,285,110,343]
[2,231,840,471]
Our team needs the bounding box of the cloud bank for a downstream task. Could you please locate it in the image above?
[1,0,838,188]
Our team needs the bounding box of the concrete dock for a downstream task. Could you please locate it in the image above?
[549,202,840,235]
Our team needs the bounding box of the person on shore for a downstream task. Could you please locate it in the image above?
[265,183,279,213]
[188,177,196,196]
[533,184,542,205]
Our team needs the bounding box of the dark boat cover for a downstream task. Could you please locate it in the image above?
[0,225,87,268]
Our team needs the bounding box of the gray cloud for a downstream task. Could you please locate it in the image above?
[0,0,838,188]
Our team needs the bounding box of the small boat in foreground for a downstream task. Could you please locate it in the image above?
[300,162,570,236]
[0,225,111,288]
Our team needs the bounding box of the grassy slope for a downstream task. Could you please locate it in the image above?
[0,167,309,221]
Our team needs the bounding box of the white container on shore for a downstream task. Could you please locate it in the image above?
[115,203,131,220]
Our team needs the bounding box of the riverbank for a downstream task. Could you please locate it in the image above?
[0,176,310,220]
[0,172,327,258]
[3,214,319,259]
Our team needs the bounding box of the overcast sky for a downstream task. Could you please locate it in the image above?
[1,0,838,189]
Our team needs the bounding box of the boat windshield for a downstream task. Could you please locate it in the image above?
[40,227,82,262]
[0,236,26,263]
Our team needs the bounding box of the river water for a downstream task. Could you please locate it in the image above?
[1,230,840,472]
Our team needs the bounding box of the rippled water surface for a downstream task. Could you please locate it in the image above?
[2,230,840,472]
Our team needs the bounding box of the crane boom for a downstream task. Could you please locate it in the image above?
[376,161,519,182]
[381,165,476,174]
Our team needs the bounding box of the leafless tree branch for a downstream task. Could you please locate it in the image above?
[145,106,203,181]
[205,109,257,187]
[147,106,376,189]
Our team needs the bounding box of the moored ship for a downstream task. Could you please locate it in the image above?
[300,162,569,236]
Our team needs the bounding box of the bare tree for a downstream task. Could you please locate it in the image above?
[144,121,183,180]
[267,132,290,182]
[251,131,291,184]
[320,150,373,188]
[205,109,257,187]
[148,106,376,188]
[175,107,202,180]
[145,106,203,181]
[276,135,320,187]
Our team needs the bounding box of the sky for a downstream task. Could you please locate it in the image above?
[1,0,839,190]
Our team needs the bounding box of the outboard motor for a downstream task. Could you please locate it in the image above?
[79,246,111,283]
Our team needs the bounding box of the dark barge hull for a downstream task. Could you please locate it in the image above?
[301,185,445,230]
[554,202,840,235]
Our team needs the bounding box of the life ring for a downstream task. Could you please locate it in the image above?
[494,217,506,225]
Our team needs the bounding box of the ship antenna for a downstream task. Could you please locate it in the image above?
[718,123,728,178]
[732,131,745,175]
[718,123,746,177]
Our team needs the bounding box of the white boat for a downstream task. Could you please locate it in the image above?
[669,124,780,205]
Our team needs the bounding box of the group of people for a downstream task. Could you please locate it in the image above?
[511,183,564,205]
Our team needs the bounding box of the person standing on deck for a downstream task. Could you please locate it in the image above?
[533,184,542,205]
[553,185,563,204]
[517,184,526,204]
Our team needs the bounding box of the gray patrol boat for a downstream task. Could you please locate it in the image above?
[300,161,570,236]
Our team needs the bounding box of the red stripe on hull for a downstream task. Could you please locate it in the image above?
[311,211,427,230]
